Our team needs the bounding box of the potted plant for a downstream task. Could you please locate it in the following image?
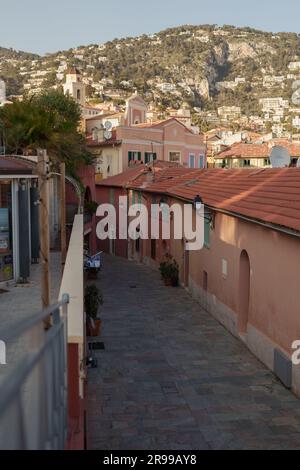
[159,254,179,287]
[85,285,103,337]
[87,266,99,281]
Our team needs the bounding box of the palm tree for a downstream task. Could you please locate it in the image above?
[0,91,92,173]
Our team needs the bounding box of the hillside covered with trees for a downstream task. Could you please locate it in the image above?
[0,24,299,115]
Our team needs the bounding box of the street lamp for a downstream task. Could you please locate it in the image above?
[160,197,167,210]
[194,195,203,211]
[193,195,214,225]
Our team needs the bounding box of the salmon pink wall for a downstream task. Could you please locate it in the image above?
[95,185,128,258]
[116,121,206,170]
[169,204,300,361]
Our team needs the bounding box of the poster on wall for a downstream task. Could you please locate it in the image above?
[0,208,9,233]
[0,235,9,253]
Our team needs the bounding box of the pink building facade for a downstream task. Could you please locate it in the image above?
[117,118,206,169]
[96,167,300,397]
[87,94,206,181]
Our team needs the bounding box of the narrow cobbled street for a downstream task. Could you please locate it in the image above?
[87,255,300,450]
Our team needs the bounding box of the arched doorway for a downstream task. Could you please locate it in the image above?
[238,250,250,334]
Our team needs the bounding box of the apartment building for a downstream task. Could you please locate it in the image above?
[214,141,300,168]
[87,94,206,180]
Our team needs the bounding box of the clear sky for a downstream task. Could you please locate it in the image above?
[1,0,300,55]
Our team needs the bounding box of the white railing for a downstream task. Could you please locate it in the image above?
[59,215,85,400]
[0,295,69,450]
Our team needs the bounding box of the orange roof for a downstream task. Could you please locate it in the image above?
[247,131,263,141]
[97,165,146,187]
[132,120,167,129]
[132,117,194,133]
[98,165,300,233]
[67,67,81,75]
[85,112,122,121]
[96,161,180,188]
[216,141,300,159]
[129,168,200,192]
[167,168,300,233]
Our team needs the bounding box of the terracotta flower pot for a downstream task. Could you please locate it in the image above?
[87,269,98,281]
[86,319,102,337]
[163,277,172,286]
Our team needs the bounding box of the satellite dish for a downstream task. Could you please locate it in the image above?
[104,121,112,130]
[297,157,300,168]
[104,130,112,140]
[270,146,291,168]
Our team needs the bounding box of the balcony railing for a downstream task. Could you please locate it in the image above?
[0,295,69,450]
[0,214,85,450]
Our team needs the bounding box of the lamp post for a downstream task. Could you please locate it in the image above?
[193,195,213,225]
[194,195,203,212]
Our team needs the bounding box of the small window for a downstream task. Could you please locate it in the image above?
[189,154,195,168]
[77,89,81,101]
[145,152,157,164]
[128,151,142,163]
[169,151,181,163]
[199,154,205,168]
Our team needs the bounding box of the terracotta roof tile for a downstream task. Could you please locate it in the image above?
[85,112,123,121]
[96,165,145,187]
[131,120,167,129]
[96,161,180,188]
[98,164,300,233]
[132,117,194,133]
[167,168,300,232]
[129,168,200,192]
[216,141,300,159]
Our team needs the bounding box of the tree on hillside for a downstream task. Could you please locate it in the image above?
[0,90,92,174]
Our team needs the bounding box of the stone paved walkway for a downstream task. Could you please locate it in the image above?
[87,255,300,450]
[0,252,62,381]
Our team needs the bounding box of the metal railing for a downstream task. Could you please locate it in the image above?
[0,294,69,450]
